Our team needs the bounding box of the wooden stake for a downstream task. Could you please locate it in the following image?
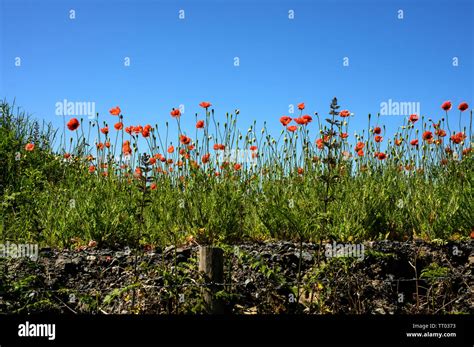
[199,246,224,314]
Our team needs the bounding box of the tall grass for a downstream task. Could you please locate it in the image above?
[0,99,472,248]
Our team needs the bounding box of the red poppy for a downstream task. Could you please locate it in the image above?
[134,167,142,178]
[357,149,364,157]
[422,131,433,141]
[97,142,104,150]
[199,101,212,109]
[294,117,308,125]
[149,157,156,165]
[450,132,466,144]
[105,142,110,148]
[188,144,195,151]
[462,147,472,156]
[395,138,403,146]
[64,153,71,159]
[122,140,132,155]
[280,116,292,126]
[234,163,242,170]
[302,115,312,123]
[458,102,469,112]
[373,127,381,134]
[179,135,191,145]
[410,139,418,146]
[374,135,383,143]
[287,125,297,132]
[125,126,133,134]
[25,143,35,151]
[339,133,349,139]
[435,129,447,137]
[250,145,257,151]
[201,153,211,164]
[409,114,419,123]
[170,108,181,117]
[297,167,304,175]
[109,106,121,116]
[377,152,387,160]
[213,144,225,150]
[67,118,80,131]
[88,165,96,173]
[196,120,205,128]
[133,125,143,134]
[100,126,109,135]
[339,110,350,117]
[142,129,150,138]
[441,101,452,111]
[314,138,323,149]
[114,122,123,130]
[167,145,175,153]
[355,142,365,152]
[297,103,305,110]
[150,183,157,190]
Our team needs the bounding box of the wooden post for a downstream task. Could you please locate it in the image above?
[199,246,224,314]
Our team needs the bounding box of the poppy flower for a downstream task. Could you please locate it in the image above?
[114,122,123,130]
[134,167,142,178]
[297,103,305,110]
[170,108,181,117]
[188,144,195,151]
[105,142,110,148]
[213,144,225,150]
[250,145,257,151]
[450,132,466,144]
[142,129,150,138]
[201,153,210,164]
[302,115,312,123]
[25,143,35,151]
[280,116,292,126]
[133,125,143,134]
[458,102,469,112]
[441,101,452,111]
[409,114,419,123]
[150,183,157,190]
[196,120,205,129]
[180,135,191,145]
[88,165,96,173]
[64,153,71,159]
[374,135,383,143]
[316,138,324,149]
[410,139,419,146]
[100,126,109,135]
[199,101,212,109]
[109,106,121,116]
[355,142,365,152]
[373,127,381,134]
[97,142,104,150]
[339,133,349,139]
[287,125,297,132]
[122,140,132,155]
[125,126,133,134]
[234,163,242,170]
[297,167,304,175]
[462,147,472,156]
[149,157,156,165]
[435,129,447,137]
[357,149,364,157]
[67,118,80,131]
[422,131,433,141]
[167,145,175,153]
[294,117,308,125]
[395,138,403,146]
[339,110,351,117]
[377,152,387,160]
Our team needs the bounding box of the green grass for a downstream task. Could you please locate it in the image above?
[1,98,472,248]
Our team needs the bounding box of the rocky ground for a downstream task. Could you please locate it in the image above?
[0,240,472,314]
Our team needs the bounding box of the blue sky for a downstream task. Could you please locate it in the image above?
[1,0,473,148]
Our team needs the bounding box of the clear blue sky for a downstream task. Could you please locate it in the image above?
[1,0,473,146]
